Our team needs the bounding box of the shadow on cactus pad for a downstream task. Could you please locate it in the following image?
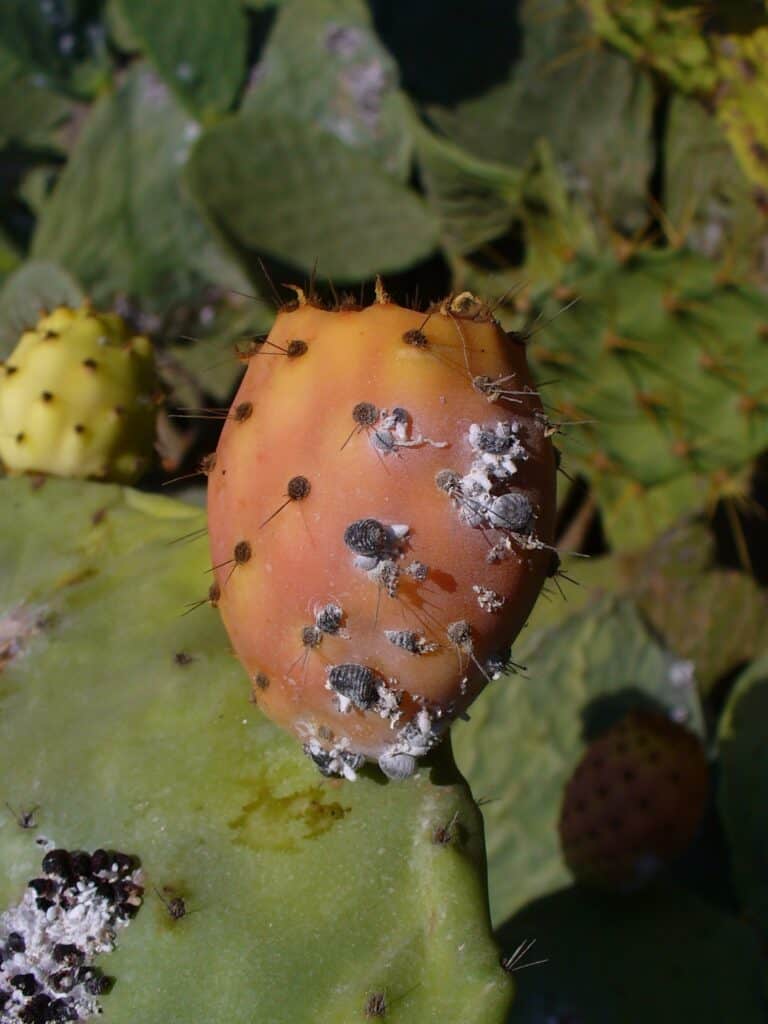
[498,883,766,1024]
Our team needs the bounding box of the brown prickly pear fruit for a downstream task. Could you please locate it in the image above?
[558,710,710,890]
[207,287,556,780]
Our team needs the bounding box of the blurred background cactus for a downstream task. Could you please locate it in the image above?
[2,1,768,1022]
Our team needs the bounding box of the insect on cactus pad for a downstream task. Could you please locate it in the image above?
[207,287,557,779]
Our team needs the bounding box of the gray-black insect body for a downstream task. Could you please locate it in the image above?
[315,603,344,634]
[474,428,517,454]
[447,620,473,651]
[344,519,409,571]
[404,560,429,581]
[378,750,416,780]
[303,743,365,778]
[489,491,533,533]
[384,630,438,655]
[435,469,461,495]
[303,744,335,776]
[327,663,378,709]
[365,991,387,1018]
[343,518,390,558]
[301,625,322,649]
[369,559,400,597]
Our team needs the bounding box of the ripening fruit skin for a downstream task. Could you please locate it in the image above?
[0,304,159,483]
[207,290,557,779]
[559,710,710,890]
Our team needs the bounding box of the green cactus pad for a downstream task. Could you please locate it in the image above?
[665,94,768,288]
[584,0,717,94]
[0,304,159,483]
[528,247,768,546]
[243,0,413,180]
[113,0,247,119]
[186,109,439,281]
[0,477,511,1024]
[585,1,768,192]
[31,65,249,310]
[0,262,84,359]
[621,520,768,695]
[415,0,654,232]
[453,596,704,925]
[499,883,767,1024]
[718,655,768,936]
[520,520,768,697]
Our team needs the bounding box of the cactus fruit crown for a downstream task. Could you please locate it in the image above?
[0,304,159,484]
[558,709,710,891]
[207,283,557,781]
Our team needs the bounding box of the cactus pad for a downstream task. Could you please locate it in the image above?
[0,304,159,483]
[207,290,556,779]
[0,476,511,1023]
[527,248,768,544]
[718,655,768,935]
[585,1,768,192]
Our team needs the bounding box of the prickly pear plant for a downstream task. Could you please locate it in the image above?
[527,246,768,546]
[584,0,717,94]
[559,709,710,890]
[0,476,512,1024]
[207,286,557,781]
[584,1,768,192]
[0,304,159,483]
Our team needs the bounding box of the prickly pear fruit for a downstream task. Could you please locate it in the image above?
[558,710,710,890]
[0,304,159,483]
[207,288,556,780]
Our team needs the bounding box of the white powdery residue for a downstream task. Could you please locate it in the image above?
[341,60,392,131]
[394,707,443,758]
[324,24,366,59]
[449,421,536,534]
[472,585,505,613]
[353,554,379,571]
[374,681,402,726]
[668,659,695,689]
[370,408,448,456]
[0,603,48,667]
[304,737,363,781]
[141,70,169,107]
[326,685,352,715]
[183,122,201,143]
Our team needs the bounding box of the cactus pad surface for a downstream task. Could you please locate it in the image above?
[0,476,511,1024]
[528,248,768,544]
[718,655,768,935]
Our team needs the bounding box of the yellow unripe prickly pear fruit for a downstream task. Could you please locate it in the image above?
[0,304,159,483]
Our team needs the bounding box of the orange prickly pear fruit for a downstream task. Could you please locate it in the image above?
[558,710,710,890]
[207,285,557,780]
